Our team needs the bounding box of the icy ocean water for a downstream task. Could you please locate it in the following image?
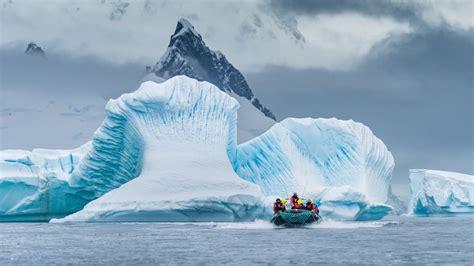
[1,217,473,265]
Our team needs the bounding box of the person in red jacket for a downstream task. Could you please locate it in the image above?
[290,192,299,209]
[273,198,286,214]
[294,199,304,209]
[305,199,319,215]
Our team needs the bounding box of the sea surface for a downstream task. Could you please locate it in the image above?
[0,216,473,265]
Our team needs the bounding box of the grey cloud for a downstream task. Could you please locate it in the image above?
[109,1,130,21]
[268,0,422,25]
[245,28,473,200]
[0,45,144,99]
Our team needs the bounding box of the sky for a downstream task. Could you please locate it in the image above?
[1,0,473,200]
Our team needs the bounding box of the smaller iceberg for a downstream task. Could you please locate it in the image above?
[408,169,474,216]
[233,118,395,220]
[0,146,90,221]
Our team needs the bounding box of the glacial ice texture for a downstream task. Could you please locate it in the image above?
[408,169,474,216]
[54,76,264,222]
[0,146,90,221]
[233,118,395,220]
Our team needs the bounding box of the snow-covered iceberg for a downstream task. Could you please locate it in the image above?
[408,169,474,216]
[53,77,264,222]
[2,76,396,222]
[232,118,395,220]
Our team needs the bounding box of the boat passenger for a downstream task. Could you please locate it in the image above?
[273,198,286,214]
[294,199,304,209]
[305,199,319,215]
[290,192,299,208]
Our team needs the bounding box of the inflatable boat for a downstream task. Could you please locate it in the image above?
[271,209,321,227]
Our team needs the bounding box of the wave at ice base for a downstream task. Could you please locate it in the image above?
[408,169,474,216]
[53,77,264,222]
[233,118,395,221]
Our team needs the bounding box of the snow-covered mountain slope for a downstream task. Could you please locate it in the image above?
[2,76,396,222]
[232,118,395,220]
[145,18,275,143]
[408,169,473,216]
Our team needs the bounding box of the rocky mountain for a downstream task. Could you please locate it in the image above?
[25,42,46,58]
[148,18,276,120]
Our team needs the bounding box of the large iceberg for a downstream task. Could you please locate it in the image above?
[1,76,396,222]
[54,77,264,222]
[232,118,395,220]
[408,169,474,216]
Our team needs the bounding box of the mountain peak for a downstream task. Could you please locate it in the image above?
[151,19,276,121]
[169,18,202,46]
[25,42,46,58]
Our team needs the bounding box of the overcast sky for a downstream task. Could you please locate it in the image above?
[1,0,473,200]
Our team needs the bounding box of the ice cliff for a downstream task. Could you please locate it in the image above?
[1,76,396,222]
[233,118,395,220]
[408,169,473,216]
[0,146,90,221]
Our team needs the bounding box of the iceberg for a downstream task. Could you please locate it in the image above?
[2,76,396,222]
[0,145,90,221]
[408,169,474,216]
[232,118,395,220]
[53,76,264,222]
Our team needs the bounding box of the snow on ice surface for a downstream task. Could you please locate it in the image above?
[54,76,264,222]
[2,76,395,222]
[408,169,474,216]
[233,118,395,220]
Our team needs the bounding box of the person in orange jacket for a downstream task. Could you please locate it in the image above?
[290,192,299,209]
[273,198,286,214]
[305,199,319,215]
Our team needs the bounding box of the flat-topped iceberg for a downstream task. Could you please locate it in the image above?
[0,146,90,221]
[2,76,396,222]
[408,169,473,216]
[233,118,395,220]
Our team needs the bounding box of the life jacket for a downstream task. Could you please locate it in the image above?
[294,202,304,209]
[290,196,299,207]
[306,203,319,214]
[273,203,285,213]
